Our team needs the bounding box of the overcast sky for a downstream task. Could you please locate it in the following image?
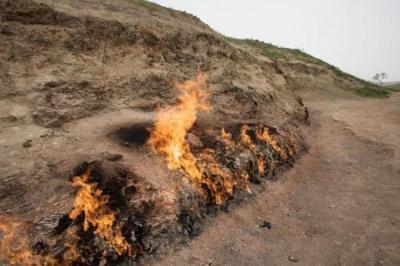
[150,0,400,82]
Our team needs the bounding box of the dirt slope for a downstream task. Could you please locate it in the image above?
[152,93,400,266]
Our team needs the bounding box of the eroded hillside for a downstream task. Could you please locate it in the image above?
[0,0,388,265]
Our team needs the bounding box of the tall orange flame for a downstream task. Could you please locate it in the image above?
[148,73,209,180]
[148,74,258,204]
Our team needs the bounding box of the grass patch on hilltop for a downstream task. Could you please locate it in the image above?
[355,86,390,98]
[224,37,324,65]
[385,84,400,92]
[131,0,175,13]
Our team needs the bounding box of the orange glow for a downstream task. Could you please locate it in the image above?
[220,128,234,148]
[257,159,266,176]
[240,125,252,147]
[148,74,259,204]
[257,127,287,159]
[63,228,83,264]
[240,125,259,153]
[148,73,209,180]
[199,148,236,204]
[0,216,55,265]
[69,169,131,256]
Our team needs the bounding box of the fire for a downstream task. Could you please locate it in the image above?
[240,125,253,147]
[0,216,57,265]
[257,159,266,176]
[0,217,39,265]
[69,169,131,256]
[148,73,246,204]
[199,148,236,204]
[257,127,287,160]
[240,125,267,177]
[148,72,209,180]
[148,74,253,204]
[0,167,132,265]
[61,229,79,264]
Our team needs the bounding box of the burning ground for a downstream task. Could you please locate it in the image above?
[0,71,306,265]
[0,0,321,264]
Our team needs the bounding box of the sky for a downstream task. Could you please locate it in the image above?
[150,0,400,82]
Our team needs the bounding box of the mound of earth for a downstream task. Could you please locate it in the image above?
[0,0,379,265]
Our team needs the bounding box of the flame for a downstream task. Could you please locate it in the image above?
[240,125,252,146]
[0,167,132,265]
[257,159,266,176]
[69,169,131,256]
[240,125,258,151]
[240,125,267,176]
[199,148,236,204]
[148,73,244,204]
[220,128,234,148]
[148,73,209,180]
[0,217,38,265]
[0,216,58,265]
[257,127,287,160]
[148,74,268,204]
[62,228,82,264]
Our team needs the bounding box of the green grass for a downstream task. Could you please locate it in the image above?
[130,0,175,13]
[355,86,390,98]
[223,37,324,65]
[385,84,400,92]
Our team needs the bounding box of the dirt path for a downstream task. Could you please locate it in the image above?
[150,94,400,266]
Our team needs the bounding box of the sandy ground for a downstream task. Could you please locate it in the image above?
[150,93,400,266]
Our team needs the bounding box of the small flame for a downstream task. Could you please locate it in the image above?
[257,127,287,160]
[69,169,131,256]
[257,159,266,176]
[240,125,257,151]
[240,125,251,146]
[220,128,235,148]
[0,216,57,265]
[63,228,82,264]
[199,148,237,204]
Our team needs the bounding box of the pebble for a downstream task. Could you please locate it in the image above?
[104,152,123,161]
[288,255,299,263]
[23,139,32,148]
[259,220,272,229]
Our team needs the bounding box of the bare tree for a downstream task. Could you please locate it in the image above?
[381,72,388,84]
[372,73,388,86]
[373,73,380,84]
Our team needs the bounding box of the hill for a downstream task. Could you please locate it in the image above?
[0,0,395,265]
